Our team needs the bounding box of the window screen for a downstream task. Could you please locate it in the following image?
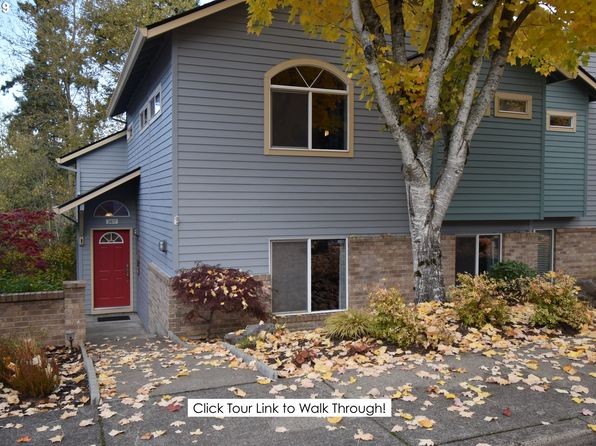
[271,241,308,313]
[311,239,346,311]
[456,236,476,276]
[536,230,554,274]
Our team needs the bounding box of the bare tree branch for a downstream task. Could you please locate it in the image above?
[443,0,498,70]
[388,0,407,65]
[350,0,420,177]
[432,7,496,226]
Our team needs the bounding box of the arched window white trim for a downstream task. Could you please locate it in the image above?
[94,200,130,218]
[264,59,354,158]
[98,232,124,244]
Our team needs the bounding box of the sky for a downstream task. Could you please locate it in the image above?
[0,0,23,116]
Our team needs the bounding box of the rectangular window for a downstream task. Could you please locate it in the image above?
[271,91,309,148]
[271,238,347,314]
[535,229,554,274]
[546,110,576,132]
[494,92,532,120]
[139,87,162,131]
[455,234,502,277]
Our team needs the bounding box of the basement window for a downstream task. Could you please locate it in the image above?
[455,234,502,277]
[546,110,576,132]
[494,92,532,120]
[271,238,347,314]
[535,229,554,274]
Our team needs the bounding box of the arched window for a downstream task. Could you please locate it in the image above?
[264,59,353,157]
[94,200,130,218]
[98,232,124,244]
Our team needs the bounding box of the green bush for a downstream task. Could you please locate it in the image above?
[488,261,537,281]
[526,272,589,330]
[0,269,63,293]
[450,274,510,328]
[488,261,537,304]
[325,309,375,340]
[369,288,421,348]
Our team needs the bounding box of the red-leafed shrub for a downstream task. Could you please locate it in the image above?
[0,209,54,274]
[171,264,270,337]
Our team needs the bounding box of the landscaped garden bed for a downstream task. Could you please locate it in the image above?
[0,340,89,420]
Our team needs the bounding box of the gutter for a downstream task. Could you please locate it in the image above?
[106,27,148,117]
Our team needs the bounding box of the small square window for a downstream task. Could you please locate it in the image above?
[494,92,532,120]
[546,110,576,132]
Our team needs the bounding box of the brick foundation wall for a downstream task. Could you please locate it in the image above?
[502,232,542,270]
[0,281,86,346]
[555,228,596,279]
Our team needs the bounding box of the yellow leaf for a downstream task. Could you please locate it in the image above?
[563,365,577,375]
[417,418,435,429]
[391,391,402,399]
[400,412,413,420]
[572,397,584,404]
[526,361,539,370]
[444,393,456,399]
[588,424,596,432]
[327,416,342,424]
[257,377,271,385]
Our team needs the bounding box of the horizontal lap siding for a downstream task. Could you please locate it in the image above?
[77,138,128,194]
[434,65,545,221]
[126,41,174,325]
[543,80,588,217]
[175,5,407,274]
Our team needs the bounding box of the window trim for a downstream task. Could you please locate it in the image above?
[269,237,349,315]
[546,110,576,132]
[264,59,354,158]
[494,92,532,120]
[456,233,502,276]
[139,85,163,133]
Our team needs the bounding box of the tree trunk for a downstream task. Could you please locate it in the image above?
[410,218,445,303]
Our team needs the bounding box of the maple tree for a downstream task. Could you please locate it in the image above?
[247,0,596,302]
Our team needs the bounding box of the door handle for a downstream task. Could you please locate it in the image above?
[125,264,129,278]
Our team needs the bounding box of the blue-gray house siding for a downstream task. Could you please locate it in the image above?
[76,136,128,194]
[126,39,175,325]
[173,5,408,275]
[543,80,589,217]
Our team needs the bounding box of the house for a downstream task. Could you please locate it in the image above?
[53,0,596,337]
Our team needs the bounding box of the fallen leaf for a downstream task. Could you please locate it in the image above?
[588,424,596,432]
[228,387,247,398]
[354,429,374,441]
[16,437,31,443]
[503,407,512,417]
[49,434,64,443]
[582,409,594,416]
[190,428,203,436]
[327,416,343,424]
[140,432,152,440]
[36,426,49,432]
[170,420,186,427]
[275,426,288,433]
[212,425,224,431]
[418,440,435,446]
[79,419,94,427]
[563,365,577,375]
[109,429,124,437]
[167,402,182,412]
[152,430,166,438]
[257,377,271,385]
[60,411,77,420]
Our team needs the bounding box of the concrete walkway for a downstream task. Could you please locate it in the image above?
[1,336,594,445]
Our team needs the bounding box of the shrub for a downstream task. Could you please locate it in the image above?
[487,261,537,304]
[0,337,59,398]
[525,272,589,330]
[369,288,421,348]
[450,274,510,328]
[171,263,269,338]
[488,261,537,281]
[325,309,375,340]
[0,269,64,293]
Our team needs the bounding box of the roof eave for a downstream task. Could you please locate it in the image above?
[107,27,148,117]
[56,130,127,165]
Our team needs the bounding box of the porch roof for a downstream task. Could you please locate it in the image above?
[53,168,140,215]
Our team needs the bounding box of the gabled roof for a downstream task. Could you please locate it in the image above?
[107,0,596,116]
[53,168,140,215]
[107,0,244,116]
[56,130,127,165]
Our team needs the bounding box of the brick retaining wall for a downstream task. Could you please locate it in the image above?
[555,228,596,279]
[0,281,86,345]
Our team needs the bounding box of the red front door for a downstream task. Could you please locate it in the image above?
[93,229,131,309]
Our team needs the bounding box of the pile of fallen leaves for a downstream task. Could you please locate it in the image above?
[0,346,88,419]
[242,303,595,379]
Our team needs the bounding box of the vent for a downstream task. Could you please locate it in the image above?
[97,315,131,322]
